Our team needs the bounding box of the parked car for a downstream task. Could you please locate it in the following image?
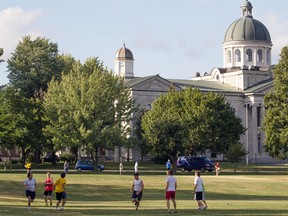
[41,154,60,163]
[177,156,214,172]
[75,160,105,172]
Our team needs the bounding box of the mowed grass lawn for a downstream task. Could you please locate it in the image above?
[0,168,287,216]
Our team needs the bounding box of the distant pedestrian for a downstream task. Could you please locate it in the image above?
[54,172,67,211]
[166,159,171,171]
[119,162,123,175]
[215,162,221,176]
[131,173,144,210]
[25,161,32,174]
[43,172,54,206]
[24,172,36,210]
[193,171,207,210]
[64,160,69,174]
[134,161,138,173]
[165,169,177,213]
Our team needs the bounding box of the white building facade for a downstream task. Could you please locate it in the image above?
[111,0,276,163]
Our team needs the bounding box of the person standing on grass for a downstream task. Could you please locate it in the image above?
[165,169,177,213]
[166,159,171,171]
[119,162,123,175]
[193,171,207,210]
[215,162,221,176]
[24,172,36,210]
[54,172,67,211]
[131,173,144,210]
[64,160,69,174]
[43,172,54,206]
[134,161,138,173]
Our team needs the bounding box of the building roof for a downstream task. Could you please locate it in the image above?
[224,1,271,43]
[115,44,134,61]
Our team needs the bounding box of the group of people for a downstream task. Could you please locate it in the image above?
[24,162,69,211]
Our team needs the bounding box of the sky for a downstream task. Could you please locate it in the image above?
[0,0,288,86]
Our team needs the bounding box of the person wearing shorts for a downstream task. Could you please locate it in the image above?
[193,171,207,210]
[43,172,54,206]
[131,173,144,210]
[24,172,36,210]
[165,169,177,213]
[54,172,66,211]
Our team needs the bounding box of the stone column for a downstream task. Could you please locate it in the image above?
[251,104,258,160]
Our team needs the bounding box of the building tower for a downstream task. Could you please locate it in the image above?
[222,0,272,69]
[114,43,134,78]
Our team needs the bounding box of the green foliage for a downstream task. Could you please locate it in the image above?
[60,153,75,162]
[43,57,136,161]
[225,143,247,173]
[264,46,288,159]
[0,48,4,63]
[142,88,245,167]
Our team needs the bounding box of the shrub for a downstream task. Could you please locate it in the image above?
[60,153,75,162]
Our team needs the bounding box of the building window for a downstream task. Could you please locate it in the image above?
[257,49,263,62]
[267,50,270,64]
[227,50,232,63]
[246,49,252,62]
[235,49,241,62]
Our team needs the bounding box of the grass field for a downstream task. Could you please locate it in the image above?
[0,163,288,216]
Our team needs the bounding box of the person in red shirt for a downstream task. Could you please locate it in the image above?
[215,162,221,176]
[43,172,54,206]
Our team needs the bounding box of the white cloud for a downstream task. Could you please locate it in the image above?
[0,7,42,60]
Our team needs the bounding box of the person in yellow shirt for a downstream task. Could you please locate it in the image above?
[54,172,66,211]
[25,162,32,174]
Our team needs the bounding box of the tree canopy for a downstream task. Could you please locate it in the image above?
[263,46,288,159]
[43,57,136,161]
[141,88,245,168]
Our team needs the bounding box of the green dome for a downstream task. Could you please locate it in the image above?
[224,0,271,43]
[224,17,271,43]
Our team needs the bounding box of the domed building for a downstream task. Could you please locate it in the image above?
[111,0,275,164]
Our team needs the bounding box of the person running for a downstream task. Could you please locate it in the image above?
[165,169,177,213]
[166,159,171,171]
[24,172,36,210]
[119,162,123,175]
[64,160,69,174]
[131,173,144,210]
[193,171,207,210]
[54,172,67,211]
[25,161,32,174]
[215,162,221,176]
[43,172,54,206]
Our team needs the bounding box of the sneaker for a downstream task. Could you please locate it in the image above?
[197,207,202,210]
[59,207,64,211]
[202,206,207,210]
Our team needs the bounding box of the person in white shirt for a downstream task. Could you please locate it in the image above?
[193,171,207,210]
[134,161,138,173]
[131,173,144,210]
[165,169,177,213]
[119,162,123,175]
[24,172,37,210]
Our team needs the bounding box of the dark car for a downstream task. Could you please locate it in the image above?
[177,156,214,172]
[75,160,105,172]
[41,154,60,163]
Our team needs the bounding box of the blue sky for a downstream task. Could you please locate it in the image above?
[0,0,288,85]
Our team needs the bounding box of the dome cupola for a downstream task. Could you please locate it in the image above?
[114,43,134,78]
[222,0,272,69]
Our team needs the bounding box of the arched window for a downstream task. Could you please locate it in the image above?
[257,49,263,62]
[227,50,232,63]
[235,49,241,62]
[246,49,252,62]
[267,50,270,64]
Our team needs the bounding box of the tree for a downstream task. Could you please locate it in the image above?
[0,86,42,167]
[263,46,288,159]
[225,143,247,173]
[0,48,4,63]
[43,57,136,162]
[6,36,70,163]
[141,88,245,172]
